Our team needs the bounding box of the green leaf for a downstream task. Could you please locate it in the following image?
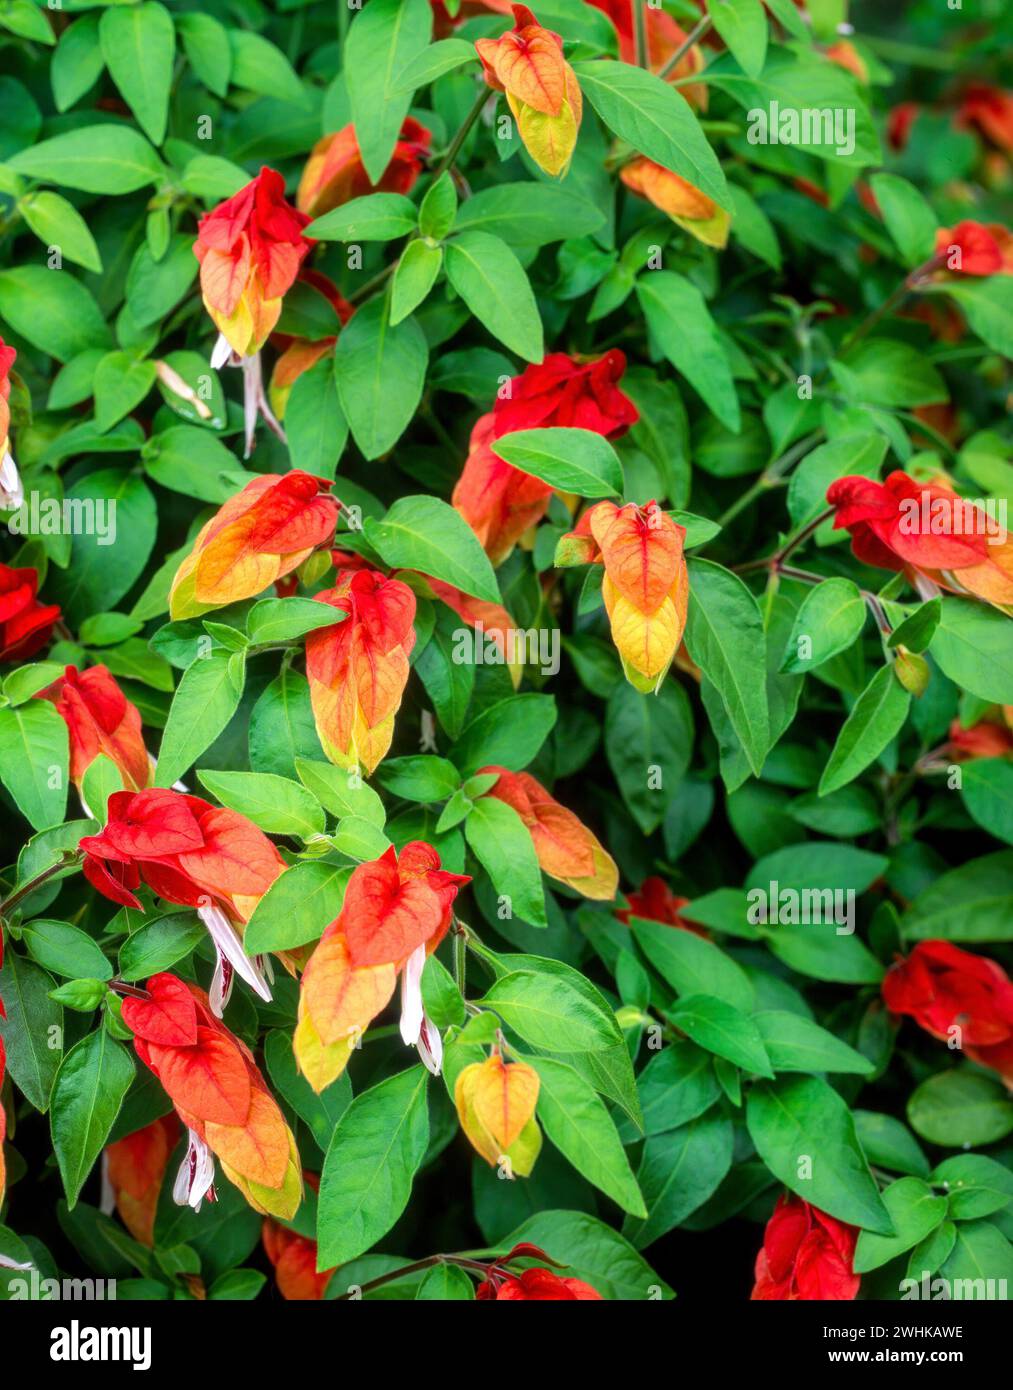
[18,190,102,272]
[908,1069,1013,1148]
[854,1177,948,1273]
[933,1154,1013,1221]
[154,650,246,788]
[747,1075,894,1233]
[574,59,728,209]
[244,861,351,955]
[492,427,623,498]
[365,494,501,604]
[684,558,769,775]
[637,273,739,430]
[832,339,948,409]
[414,601,475,737]
[819,665,911,795]
[753,1010,874,1075]
[666,994,773,1076]
[706,0,768,78]
[960,759,1013,848]
[452,183,605,247]
[787,431,886,527]
[444,231,544,363]
[0,265,110,361]
[307,192,418,242]
[451,693,556,776]
[50,1030,134,1207]
[229,29,305,106]
[99,2,175,145]
[390,239,443,326]
[605,680,693,834]
[175,12,231,98]
[931,599,1013,706]
[142,426,244,504]
[530,1056,646,1218]
[345,0,433,183]
[294,757,386,826]
[465,795,547,927]
[0,950,63,1111]
[499,1210,672,1299]
[374,755,461,802]
[706,46,880,167]
[623,1110,734,1247]
[480,969,619,1053]
[196,770,325,838]
[94,352,157,432]
[22,920,112,982]
[780,578,866,673]
[632,918,754,1012]
[934,276,1013,358]
[938,1220,1013,1295]
[869,172,937,268]
[7,123,164,193]
[854,1110,929,1179]
[333,297,428,459]
[390,35,476,93]
[47,470,157,626]
[317,1066,430,1267]
[0,700,68,830]
[414,1263,474,1299]
[418,174,456,241]
[617,1040,720,1141]
[246,596,344,645]
[117,911,205,982]
[51,16,105,112]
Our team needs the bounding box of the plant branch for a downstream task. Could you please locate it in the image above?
[656,13,711,81]
[633,0,648,68]
[329,1252,489,1300]
[713,432,824,531]
[430,88,489,183]
[0,851,84,918]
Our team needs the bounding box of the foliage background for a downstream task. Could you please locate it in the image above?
[0,0,1011,1301]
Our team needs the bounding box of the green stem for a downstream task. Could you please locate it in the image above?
[430,88,489,183]
[633,0,648,68]
[330,1253,489,1300]
[0,851,83,919]
[714,432,824,532]
[656,13,711,81]
[346,260,397,307]
[453,922,468,996]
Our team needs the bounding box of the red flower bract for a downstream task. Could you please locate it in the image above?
[883,941,1013,1088]
[38,664,151,794]
[751,1195,860,1300]
[0,563,60,662]
[79,788,286,920]
[195,167,313,358]
[827,470,1013,607]
[452,351,638,564]
[476,1267,603,1299]
[615,875,708,938]
[297,118,432,218]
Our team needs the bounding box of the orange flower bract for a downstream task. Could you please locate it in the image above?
[169,470,339,619]
[475,4,582,177]
[305,567,417,774]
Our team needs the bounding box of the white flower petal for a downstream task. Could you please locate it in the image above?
[399,943,426,1046]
